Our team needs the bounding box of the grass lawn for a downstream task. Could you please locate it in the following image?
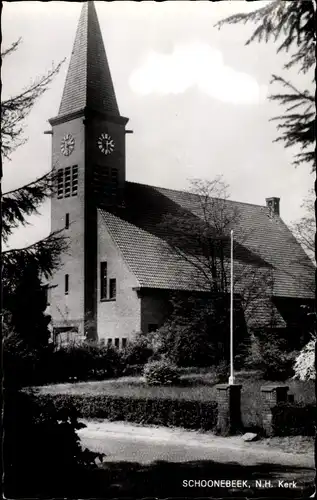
[33,370,315,429]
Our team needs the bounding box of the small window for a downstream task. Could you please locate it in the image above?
[114,338,120,348]
[148,324,158,333]
[72,165,78,196]
[107,338,112,346]
[100,262,107,300]
[64,167,71,197]
[99,339,105,346]
[65,274,69,295]
[121,338,127,349]
[57,169,64,198]
[109,278,116,299]
[111,168,118,195]
[65,213,70,229]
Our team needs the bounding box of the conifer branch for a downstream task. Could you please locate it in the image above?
[2,231,69,281]
[216,1,316,171]
[1,49,65,159]
[1,38,22,58]
[2,171,58,242]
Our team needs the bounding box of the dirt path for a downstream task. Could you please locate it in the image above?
[78,419,314,468]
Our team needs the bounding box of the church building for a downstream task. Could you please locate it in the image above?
[48,2,314,348]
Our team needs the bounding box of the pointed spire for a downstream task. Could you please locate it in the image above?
[58,1,120,117]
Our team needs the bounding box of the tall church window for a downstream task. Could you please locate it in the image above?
[114,338,119,348]
[109,278,116,299]
[65,213,70,229]
[100,262,107,300]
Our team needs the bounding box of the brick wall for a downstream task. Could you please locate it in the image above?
[97,211,141,342]
[216,384,242,435]
[50,117,86,335]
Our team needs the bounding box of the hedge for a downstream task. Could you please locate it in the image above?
[271,403,315,436]
[33,393,218,431]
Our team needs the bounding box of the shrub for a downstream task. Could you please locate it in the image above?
[245,333,297,381]
[3,390,103,497]
[157,322,219,368]
[34,392,218,431]
[121,334,154,366]
[271,402,315,436]
[214,360,230,382]
[87,343,124,379]
[144,360,180,386]
[44,343,123,383]
[293,338,315,381]
[156,295,250,368]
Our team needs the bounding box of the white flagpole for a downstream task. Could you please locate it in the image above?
[229,229,235,385]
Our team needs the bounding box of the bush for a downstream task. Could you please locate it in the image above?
[245,333,297,381]
[34,392,218,431]
[293,338,315,381]
[156,295,250,368]
[121,334,154,366]
[271,402,315,436]
[43,343,123,383]
[86,343,123,379]
[3,390,103,497]
[214,360,230,382]
[144,360,180,386]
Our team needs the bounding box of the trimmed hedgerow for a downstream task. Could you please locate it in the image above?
[271,402,315,436]
[33,393,218,431]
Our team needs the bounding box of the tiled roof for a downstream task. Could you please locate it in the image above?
[58,1,119,117]
[99,181,315,299]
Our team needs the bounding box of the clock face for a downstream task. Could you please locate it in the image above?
[98,133,115,155]
[60,133,75,156]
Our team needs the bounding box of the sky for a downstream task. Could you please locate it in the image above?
[2,1,314,250]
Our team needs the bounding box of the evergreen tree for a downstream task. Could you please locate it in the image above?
[3,262,51,348]
[1,39,66,344]
[216,0,316,171]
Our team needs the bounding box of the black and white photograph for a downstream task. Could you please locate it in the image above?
[2,1,315,498]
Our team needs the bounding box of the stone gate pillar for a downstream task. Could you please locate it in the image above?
[260,385,289,436]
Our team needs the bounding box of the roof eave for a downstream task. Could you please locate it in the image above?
[49,107,129,127]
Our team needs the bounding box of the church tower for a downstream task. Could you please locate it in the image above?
[49,1,129,341]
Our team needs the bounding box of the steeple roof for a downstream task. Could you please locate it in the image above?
[58,1,120,117]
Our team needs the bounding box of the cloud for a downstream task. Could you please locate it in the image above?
[129,41,267,104]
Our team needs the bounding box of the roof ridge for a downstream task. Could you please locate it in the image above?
[126,180,268,210]
[97,186,314,298]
